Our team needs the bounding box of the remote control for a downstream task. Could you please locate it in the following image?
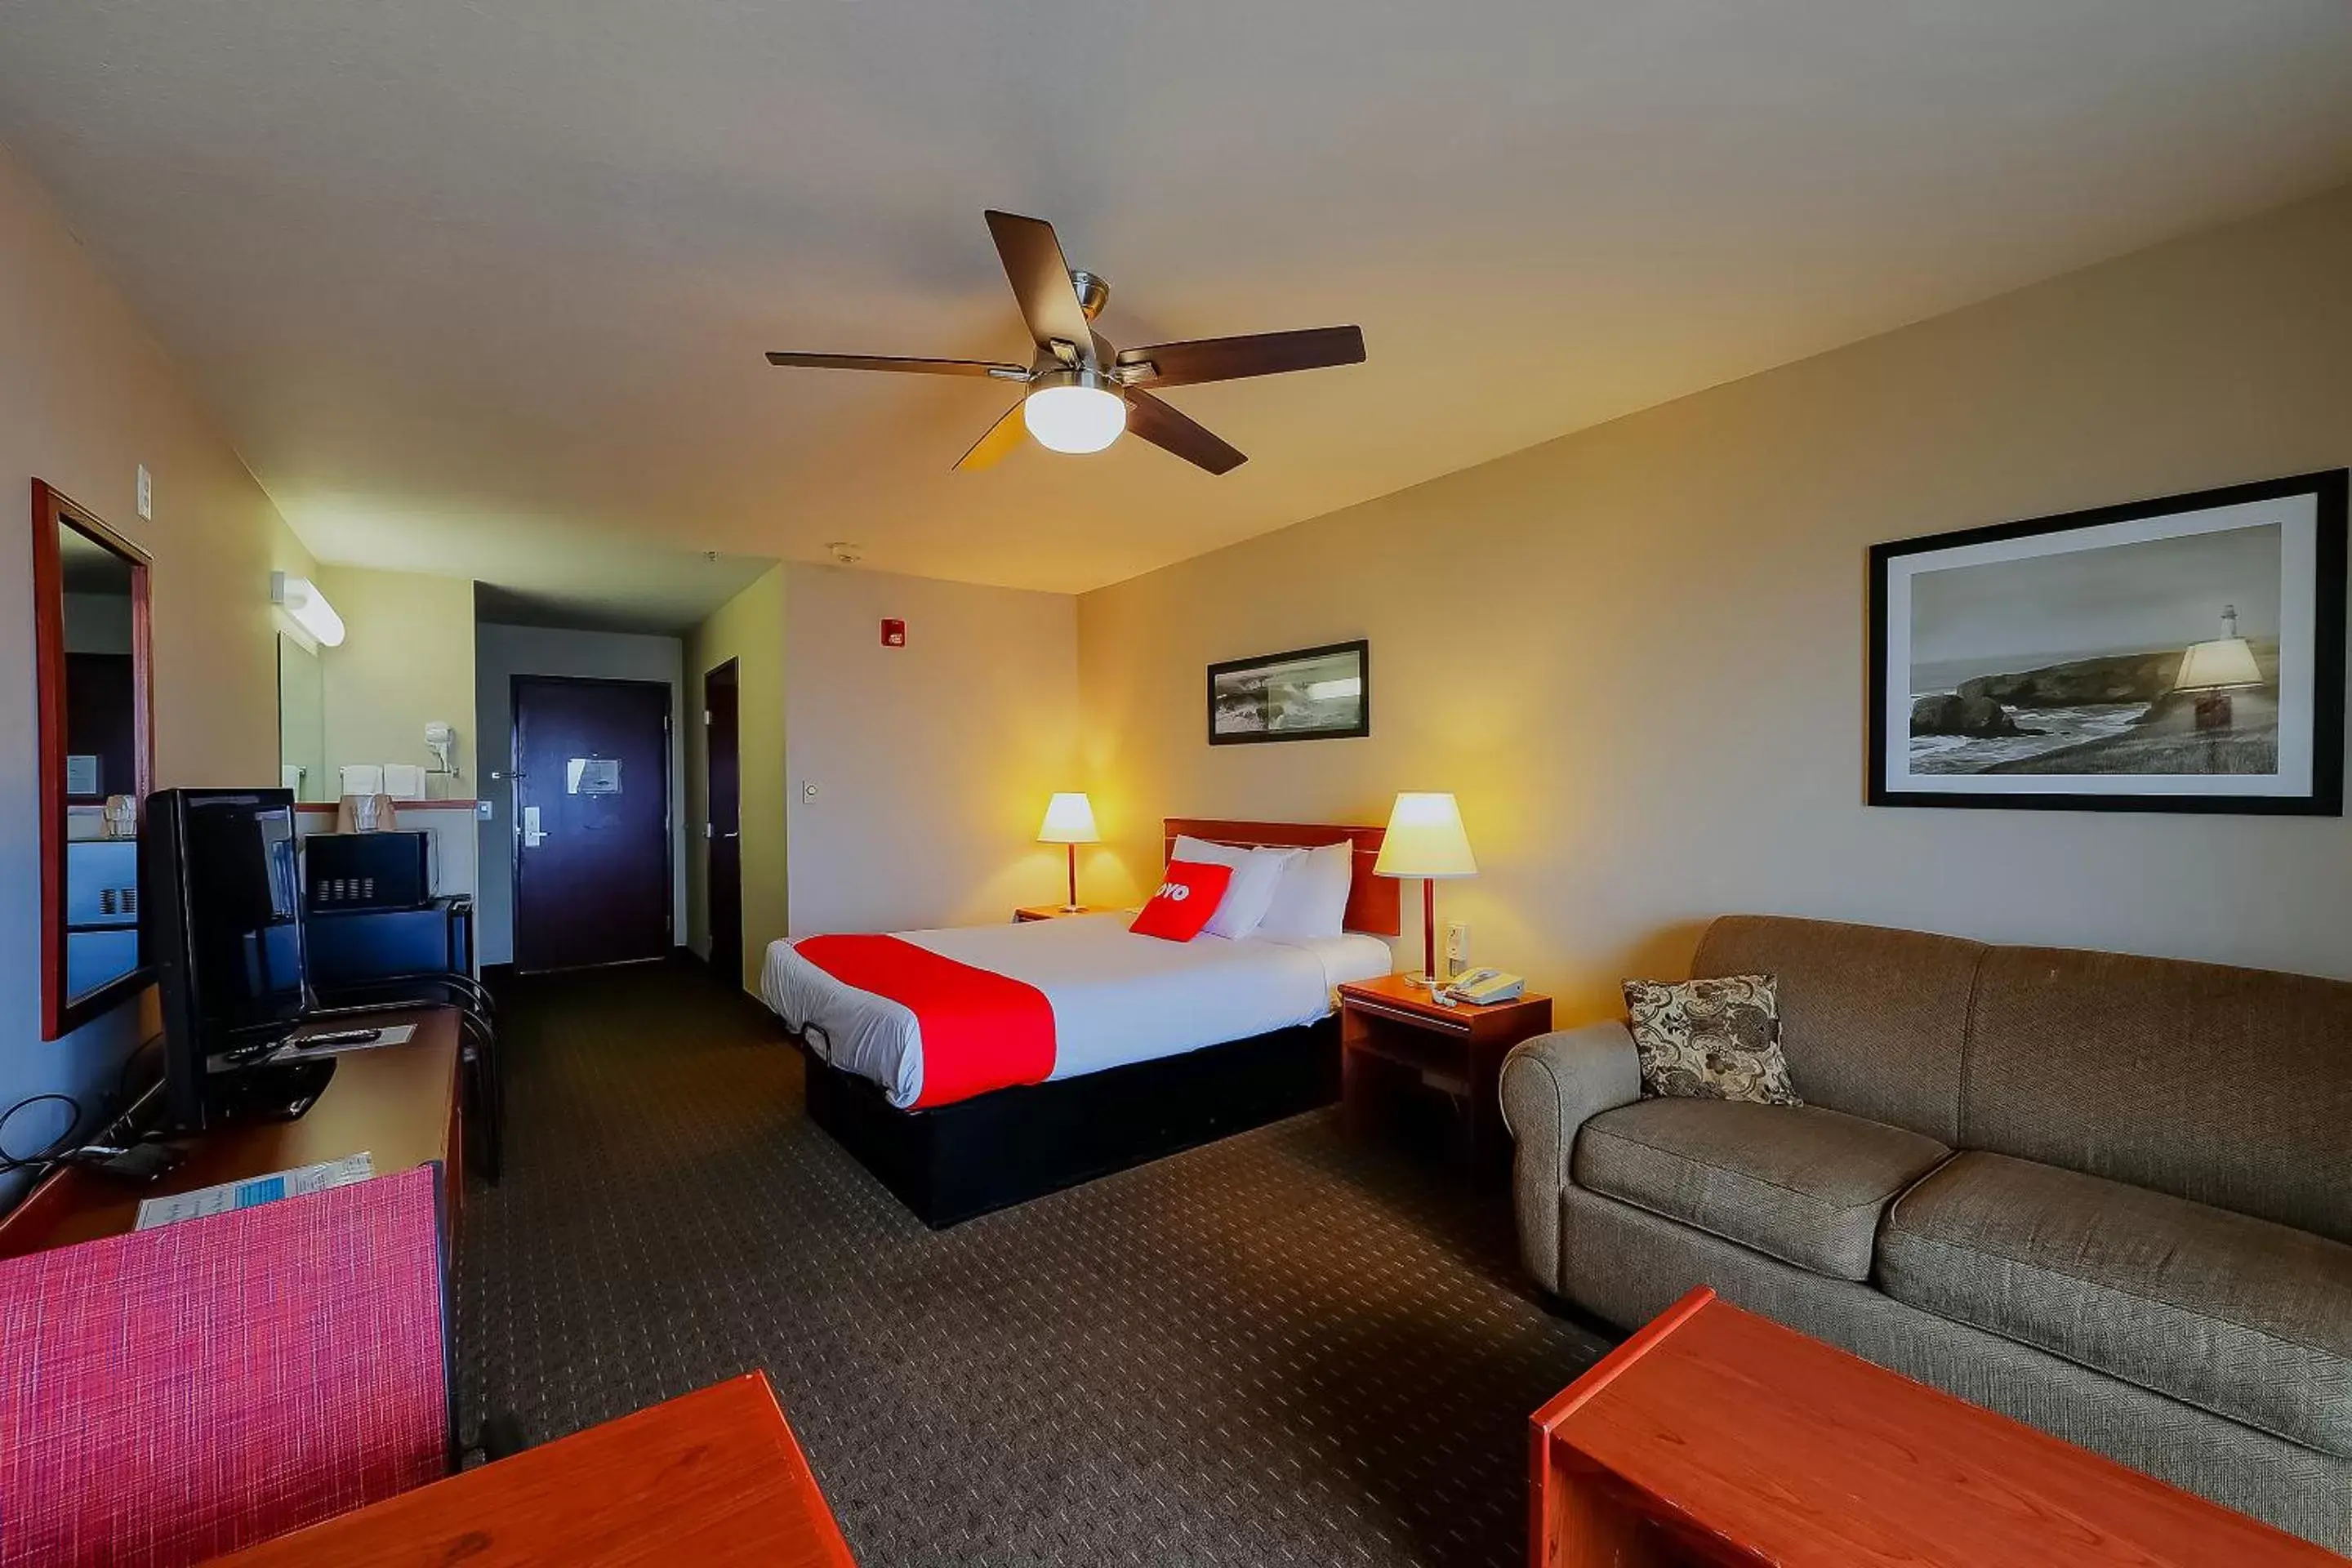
[296,1027,383,1050]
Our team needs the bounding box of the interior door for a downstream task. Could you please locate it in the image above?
[704,659,743,990]
[513,675,672,973]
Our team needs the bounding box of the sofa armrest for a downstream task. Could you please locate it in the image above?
[1499,1021,1642,1290]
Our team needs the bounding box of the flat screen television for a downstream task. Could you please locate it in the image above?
[144,787,322,1128]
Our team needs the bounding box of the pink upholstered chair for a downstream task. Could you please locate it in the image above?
[0,1165,451,1566]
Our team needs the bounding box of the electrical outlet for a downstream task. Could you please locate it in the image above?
[1446,920,1470,967]
[136,465,152,521]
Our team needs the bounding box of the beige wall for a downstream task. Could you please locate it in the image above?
[1078,182,2352,1018]
[785,564,1080,935]
[0,141,316,1197]
[317,564,477,795]
[685,564,787,989]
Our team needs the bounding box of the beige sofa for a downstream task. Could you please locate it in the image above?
[1501,914,2352,1550]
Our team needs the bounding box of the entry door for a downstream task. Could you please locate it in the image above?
[513,676,671,973]
[704,659,743,990]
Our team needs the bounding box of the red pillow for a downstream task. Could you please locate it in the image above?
[1129,860,1235,942]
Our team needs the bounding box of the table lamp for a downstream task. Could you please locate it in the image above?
[1374,791,1477,987]
[2174,604,2265,733]
[1036,792,1099,913]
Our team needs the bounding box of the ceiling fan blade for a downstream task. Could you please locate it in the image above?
[766,351,1030,379]
[1116,326,1365,389]
[954,400,1030,472]
[1125,390,1246,475]
[984,210,1094,356]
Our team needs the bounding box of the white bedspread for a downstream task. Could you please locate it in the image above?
[761,912,1393,1107]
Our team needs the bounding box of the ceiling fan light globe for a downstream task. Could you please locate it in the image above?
[1023,380,1125,454]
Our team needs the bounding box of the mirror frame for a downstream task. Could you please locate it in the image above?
[33,479,155,1039]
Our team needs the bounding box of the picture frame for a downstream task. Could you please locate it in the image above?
[1207,639,1370,746]
[1868,470,2346,815]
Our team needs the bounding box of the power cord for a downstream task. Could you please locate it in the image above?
[2,1036,176,1187]
[115,1033,164,1108]
[0,1091,84,1178]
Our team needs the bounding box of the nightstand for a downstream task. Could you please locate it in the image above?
[1014,905,1097,923]
[1337,973,1553,1180]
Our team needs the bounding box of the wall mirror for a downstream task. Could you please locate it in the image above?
[277,632,328,801]
[33,479,154,1039]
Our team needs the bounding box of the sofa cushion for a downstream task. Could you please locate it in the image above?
[1962,946,2352,1245]
[1692,915,1984,1144]
[1573,1098,1949,1281]
[1878,1152,2352,1458]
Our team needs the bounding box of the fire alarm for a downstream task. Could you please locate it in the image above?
[880,619,906,647]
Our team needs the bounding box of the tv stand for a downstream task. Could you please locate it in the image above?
[208,1057,338,1125]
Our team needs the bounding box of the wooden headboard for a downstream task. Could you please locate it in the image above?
[1162,817,1399,938]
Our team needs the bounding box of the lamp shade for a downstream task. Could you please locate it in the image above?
[2173,638,2263,693]
[1022,375,1126,454]
[1373,792,1477,879]
[1037,791,1099,844]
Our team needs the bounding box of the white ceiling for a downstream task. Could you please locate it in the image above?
[5,2,2352,627]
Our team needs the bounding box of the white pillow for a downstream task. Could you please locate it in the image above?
[1253,840,1354,941]
[1169,835,1300,941]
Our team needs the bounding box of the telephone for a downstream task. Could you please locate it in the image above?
[1444,967,1525,1005]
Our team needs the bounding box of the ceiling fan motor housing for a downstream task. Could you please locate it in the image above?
[1030,366,1121,400]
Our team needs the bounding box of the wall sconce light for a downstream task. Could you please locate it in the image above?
[270,571,345,647]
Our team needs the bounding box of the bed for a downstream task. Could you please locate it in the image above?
[763,818,1399,1226]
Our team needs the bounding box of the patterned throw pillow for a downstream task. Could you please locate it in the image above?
[1621,974,1802,1105]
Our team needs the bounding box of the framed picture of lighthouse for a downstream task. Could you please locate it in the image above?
[1869,470,2346,815]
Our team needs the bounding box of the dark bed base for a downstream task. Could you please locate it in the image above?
[799,1017,1342,1228]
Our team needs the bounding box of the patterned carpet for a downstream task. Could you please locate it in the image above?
[460,962,1609,1566]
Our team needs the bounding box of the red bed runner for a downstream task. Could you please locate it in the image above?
[795,933,1058,1108]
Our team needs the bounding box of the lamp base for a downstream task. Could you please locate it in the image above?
[1061,904,1085,915]
[1415,880,1444,993]
[1403,973,1458,1006]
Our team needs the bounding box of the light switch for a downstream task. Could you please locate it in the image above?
[136,465,153,520]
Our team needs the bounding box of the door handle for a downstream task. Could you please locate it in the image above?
[522,804,545,848]
[722,831,740,840]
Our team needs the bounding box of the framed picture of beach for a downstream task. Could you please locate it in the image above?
[1869,470,2346,815]
[1207,639,1370,745]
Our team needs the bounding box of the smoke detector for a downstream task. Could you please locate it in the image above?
[826,541,864,565]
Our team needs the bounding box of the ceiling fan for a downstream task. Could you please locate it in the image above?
[766,210,1365,475]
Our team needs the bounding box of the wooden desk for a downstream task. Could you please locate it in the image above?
[207,1373,858,1567]
[1531,1287,2337,1567]
[0,1008,461,1260]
